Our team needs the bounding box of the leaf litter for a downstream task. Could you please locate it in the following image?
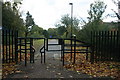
[2,52,31,78]
[64,53,120,79]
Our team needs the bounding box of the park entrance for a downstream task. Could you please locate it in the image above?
[2,29,92,66]
[2,29,120,78]
[2,29,119,66]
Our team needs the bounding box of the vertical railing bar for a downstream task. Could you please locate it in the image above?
[8,30,11,63]
[90,31,93,63]
[95,31,98,62]
[20,38,22,61]
[118,30,120,61]
[104,31,107,61]
[114,31,116,61]
[73,37,76,64]
[110,31,113,61]
[25,38,27,66]
[16,31,18,63]
[15,31,18,64]
[13,30,16,61]
[100,31,102,61]
[86,46,88,60]
[101,31,104,61]
[113,31,116,61]
[44,38,45,63]
[93,31,95,63]
[11,30,14,62]
[32,38,34,63]
[30,38,32,63]
[40,39,43,63]
[61,39,63,61]
[41,51,42,63]
[70,38,72,61]
[46,38,48,51]
[2,30,5,63]
[90,31,94,63]
[116,31,119,61]
[6,30,8,63]
[63,39,64,66]
[107,31,110,60]
[98,31,101,61]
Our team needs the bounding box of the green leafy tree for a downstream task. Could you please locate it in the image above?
[43,30,49,38]
[2,1,25,30]
[79,0,107,43]
[55,14,80,38]
[25,11,35,37]
[2,1,25,37]
[57,26,66,37]
[87,0,107,22]
[29,25,44,38]
[48,28,57,38]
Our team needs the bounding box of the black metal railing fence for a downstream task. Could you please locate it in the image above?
[91,31,120,63]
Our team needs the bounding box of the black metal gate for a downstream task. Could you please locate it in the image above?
[45,38,91,66]
[17,38,45,66]
[45,38,63,61]
[2,29,91,66]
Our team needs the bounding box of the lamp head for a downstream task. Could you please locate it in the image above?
[69,3,73,5]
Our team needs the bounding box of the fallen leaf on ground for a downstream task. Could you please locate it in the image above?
[64,53,120,79]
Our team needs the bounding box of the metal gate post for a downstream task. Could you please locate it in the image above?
[70,38,72,61]
[30,38,32,63]
[44,38,46,63]
[73,37,76,64]
[62,39,65,66]
[90,31,94,64]
[11,30,14,62]
[29,38,35,63]
[15,31,18,64]
[20,38,22,61]
[6,30,8,63]
[25,38,27,66]
[32,38,35,63]
[46,38,48,51]
[2,30,5,63]
[61,39,63,61]
[8,30,10,63]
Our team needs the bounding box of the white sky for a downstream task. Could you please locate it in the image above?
[18,0,118,29]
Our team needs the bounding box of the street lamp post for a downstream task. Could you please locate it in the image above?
[69,3,73,38]
[69,3,73,61]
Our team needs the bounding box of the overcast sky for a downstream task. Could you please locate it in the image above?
[19,0,118,30]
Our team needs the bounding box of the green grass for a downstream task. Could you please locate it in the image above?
[33,39,44,50]
[64,40,83,45]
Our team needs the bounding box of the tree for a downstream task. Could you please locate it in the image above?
[48,28,57,38]
[2,1,25,37]
[43,30,49,38]
[2,1,25,30]
[79,0,107,43]
[25,11,35,37]
[87,0,107,22]
[57,26,66,37]
[111,0,120,31]
[61,14,71,28]
[29,25,44,38]
[55,14,80,38]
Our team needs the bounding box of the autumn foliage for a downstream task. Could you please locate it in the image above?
[64,53,120,79]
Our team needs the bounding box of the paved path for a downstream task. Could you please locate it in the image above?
[5,39,111,79]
